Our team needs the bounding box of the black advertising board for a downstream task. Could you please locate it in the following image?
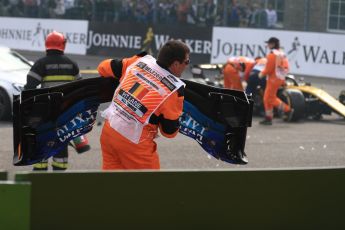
[87,22,212,64]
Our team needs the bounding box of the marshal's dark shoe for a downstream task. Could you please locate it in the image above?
[229,150,248,164]
[259,119,272,125]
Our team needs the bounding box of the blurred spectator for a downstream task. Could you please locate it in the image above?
[153,0,177,24]
[228,0,240,27]
[158,0,169,23]
[249,3,267,28]
[64,0,75,18]
[75,0,94,20]
[238,1,250,27]
[38,1,49,17]
[54,0,66,18]
[113,0,122,22]
[202,0,216,26]
[65,0,75,9]
[4,0,24,17]
[135,0,152,24]
[177,0,190,24]
[165,0,177,24]
[94,0,117,22]
[23,0,38,18]
[119,0,135,22]
[186,0,197,24]
[0,1,6,16]
[266,3,277,28]
[246,2,256,27]
[46,0,57,18]
[213,0,224,26]
[94,0,105,21]
[0,0,283,29]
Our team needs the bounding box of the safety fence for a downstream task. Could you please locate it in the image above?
[0,168,343,230]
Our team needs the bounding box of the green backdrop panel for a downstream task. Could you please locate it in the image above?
[0,170,7,180]
[15,168,345,230]
[0,182,31,230]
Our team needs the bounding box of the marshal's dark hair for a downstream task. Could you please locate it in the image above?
[157,40,190,67]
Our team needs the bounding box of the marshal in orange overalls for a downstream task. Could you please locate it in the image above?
[223,56,255,91]
[97,53,184,170]
[260,49,291,121]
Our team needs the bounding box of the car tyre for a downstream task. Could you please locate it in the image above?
[0,88,11,121]
[279,88,305,121]
[339,90,345,106]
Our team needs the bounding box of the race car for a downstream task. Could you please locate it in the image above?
[191,64,345,121]
[280,75,345,121]
[0,46,32,120]
[340,90,345,106]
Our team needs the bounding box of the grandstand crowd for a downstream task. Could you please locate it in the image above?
[0,0,280,28]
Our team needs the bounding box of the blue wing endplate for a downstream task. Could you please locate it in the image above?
[13,78,253,166]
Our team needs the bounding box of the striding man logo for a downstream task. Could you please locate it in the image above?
[32,22,43,47]
[286,36,301,69]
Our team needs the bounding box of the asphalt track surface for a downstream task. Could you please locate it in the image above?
[1,50,345,176]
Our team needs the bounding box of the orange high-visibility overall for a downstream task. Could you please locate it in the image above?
[223,62,243,91]
[261,50,291,120]
[243,60,255,82]
[98,54,184,170]
[223,56,255,91]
